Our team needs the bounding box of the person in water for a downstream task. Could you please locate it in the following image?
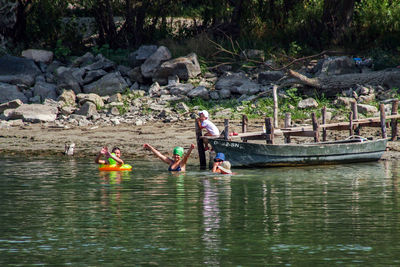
[143,143,195,172]
[196,110,220,151]
[212,152,233,174]
[95,146,124,165]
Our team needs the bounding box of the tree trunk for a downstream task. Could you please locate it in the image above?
[322,0,356,45]
[281,69,400,96]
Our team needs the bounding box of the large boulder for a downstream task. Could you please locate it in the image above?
[76,93,104,108]
[128,45,158,67]
[72,52,95,68]
[83,54,115,71]
[317,56,359,76]
[0,82,28,103]
[0,55,41,87]
[187,86,209,100]
[58,90,76,107]
[215,72,261,95]
[21,49,53,64]
[153,53,201,85]
[141,46,172,78]
[83,72,128,96]
[55,66,83,95]
[8,104,58,122]
[33,81,58,101]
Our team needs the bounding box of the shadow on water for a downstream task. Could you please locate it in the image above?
[1,156,400,266]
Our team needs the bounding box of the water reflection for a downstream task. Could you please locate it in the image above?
[1,157,400,266]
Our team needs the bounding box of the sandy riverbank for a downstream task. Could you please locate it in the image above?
[1,119,400,163]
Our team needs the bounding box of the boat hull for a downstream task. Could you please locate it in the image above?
[208,139,388,167]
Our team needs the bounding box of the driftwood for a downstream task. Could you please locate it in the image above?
[279,69,400,95]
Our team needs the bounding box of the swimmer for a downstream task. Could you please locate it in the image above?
[95,146,124,165]
[143,143,195,172]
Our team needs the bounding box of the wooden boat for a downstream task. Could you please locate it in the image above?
[207,137,388,167]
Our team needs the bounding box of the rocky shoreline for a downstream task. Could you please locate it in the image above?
[1,46,400,164]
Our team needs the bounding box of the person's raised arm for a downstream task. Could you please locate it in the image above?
[95,147,108,164]
[196,118,204,129]
[143,143,171,164]
[181,144,195,166]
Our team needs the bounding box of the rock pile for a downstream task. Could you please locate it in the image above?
[0,46,398,128]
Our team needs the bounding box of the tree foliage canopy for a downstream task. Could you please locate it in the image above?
[2,0,400,59]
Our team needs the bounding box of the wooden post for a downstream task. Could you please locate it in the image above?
[273,85,278,128]
[322,106,327,141]
[224,119,229,140]
[351,101,360,135]
[380,103,387,139]
[265,117,274,144]
[349,111,354,136]
[195,120,206,169]
[311,112,320,142]
[391,100,399,141]
[242,114,248,133]
[242,114,248,143]
[284,113,291,143]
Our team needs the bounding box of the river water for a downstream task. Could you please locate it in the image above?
[1,156,400,266]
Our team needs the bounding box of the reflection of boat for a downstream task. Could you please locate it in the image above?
[207,138,388,167]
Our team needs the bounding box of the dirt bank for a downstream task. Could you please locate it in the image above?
[1,118,400,162]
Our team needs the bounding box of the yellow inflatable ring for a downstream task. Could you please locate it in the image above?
[99,164,132,171]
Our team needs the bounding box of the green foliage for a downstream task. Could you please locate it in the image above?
[91,45,130,65]
[54,40,71,60]
[368,48,400,70]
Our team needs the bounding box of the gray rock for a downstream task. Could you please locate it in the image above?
[153,53,201,85]
[357,104,378,114]
[141,46,172,78]
[83,69,106,84]
[33,81,58,101]
[128,45,158,67]
[318,56,359,76]
[0,99,23,113]
[219,89,231,99]
[187,86,209,100]
[58,90,76,107]
[175,102,190,113]
[169,84,194,96]
[21,49,53,64]
[84,54,115,71]
[8,104,58,122]
[0,82,28,103]
[258,71,285,84]
[55,67,82,94]
[76,93,104,108]
[297,98,318,109]
[215,72,261,95]
[0,55,41,87]
[209,91,220,100]
[75,101,98,118]
[72,52,95,67]
[83,72,128,96]
[127,67,145,84]
[333,97,356,108]
[149,82,161,97]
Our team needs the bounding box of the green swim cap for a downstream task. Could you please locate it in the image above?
[173,146,184,157]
